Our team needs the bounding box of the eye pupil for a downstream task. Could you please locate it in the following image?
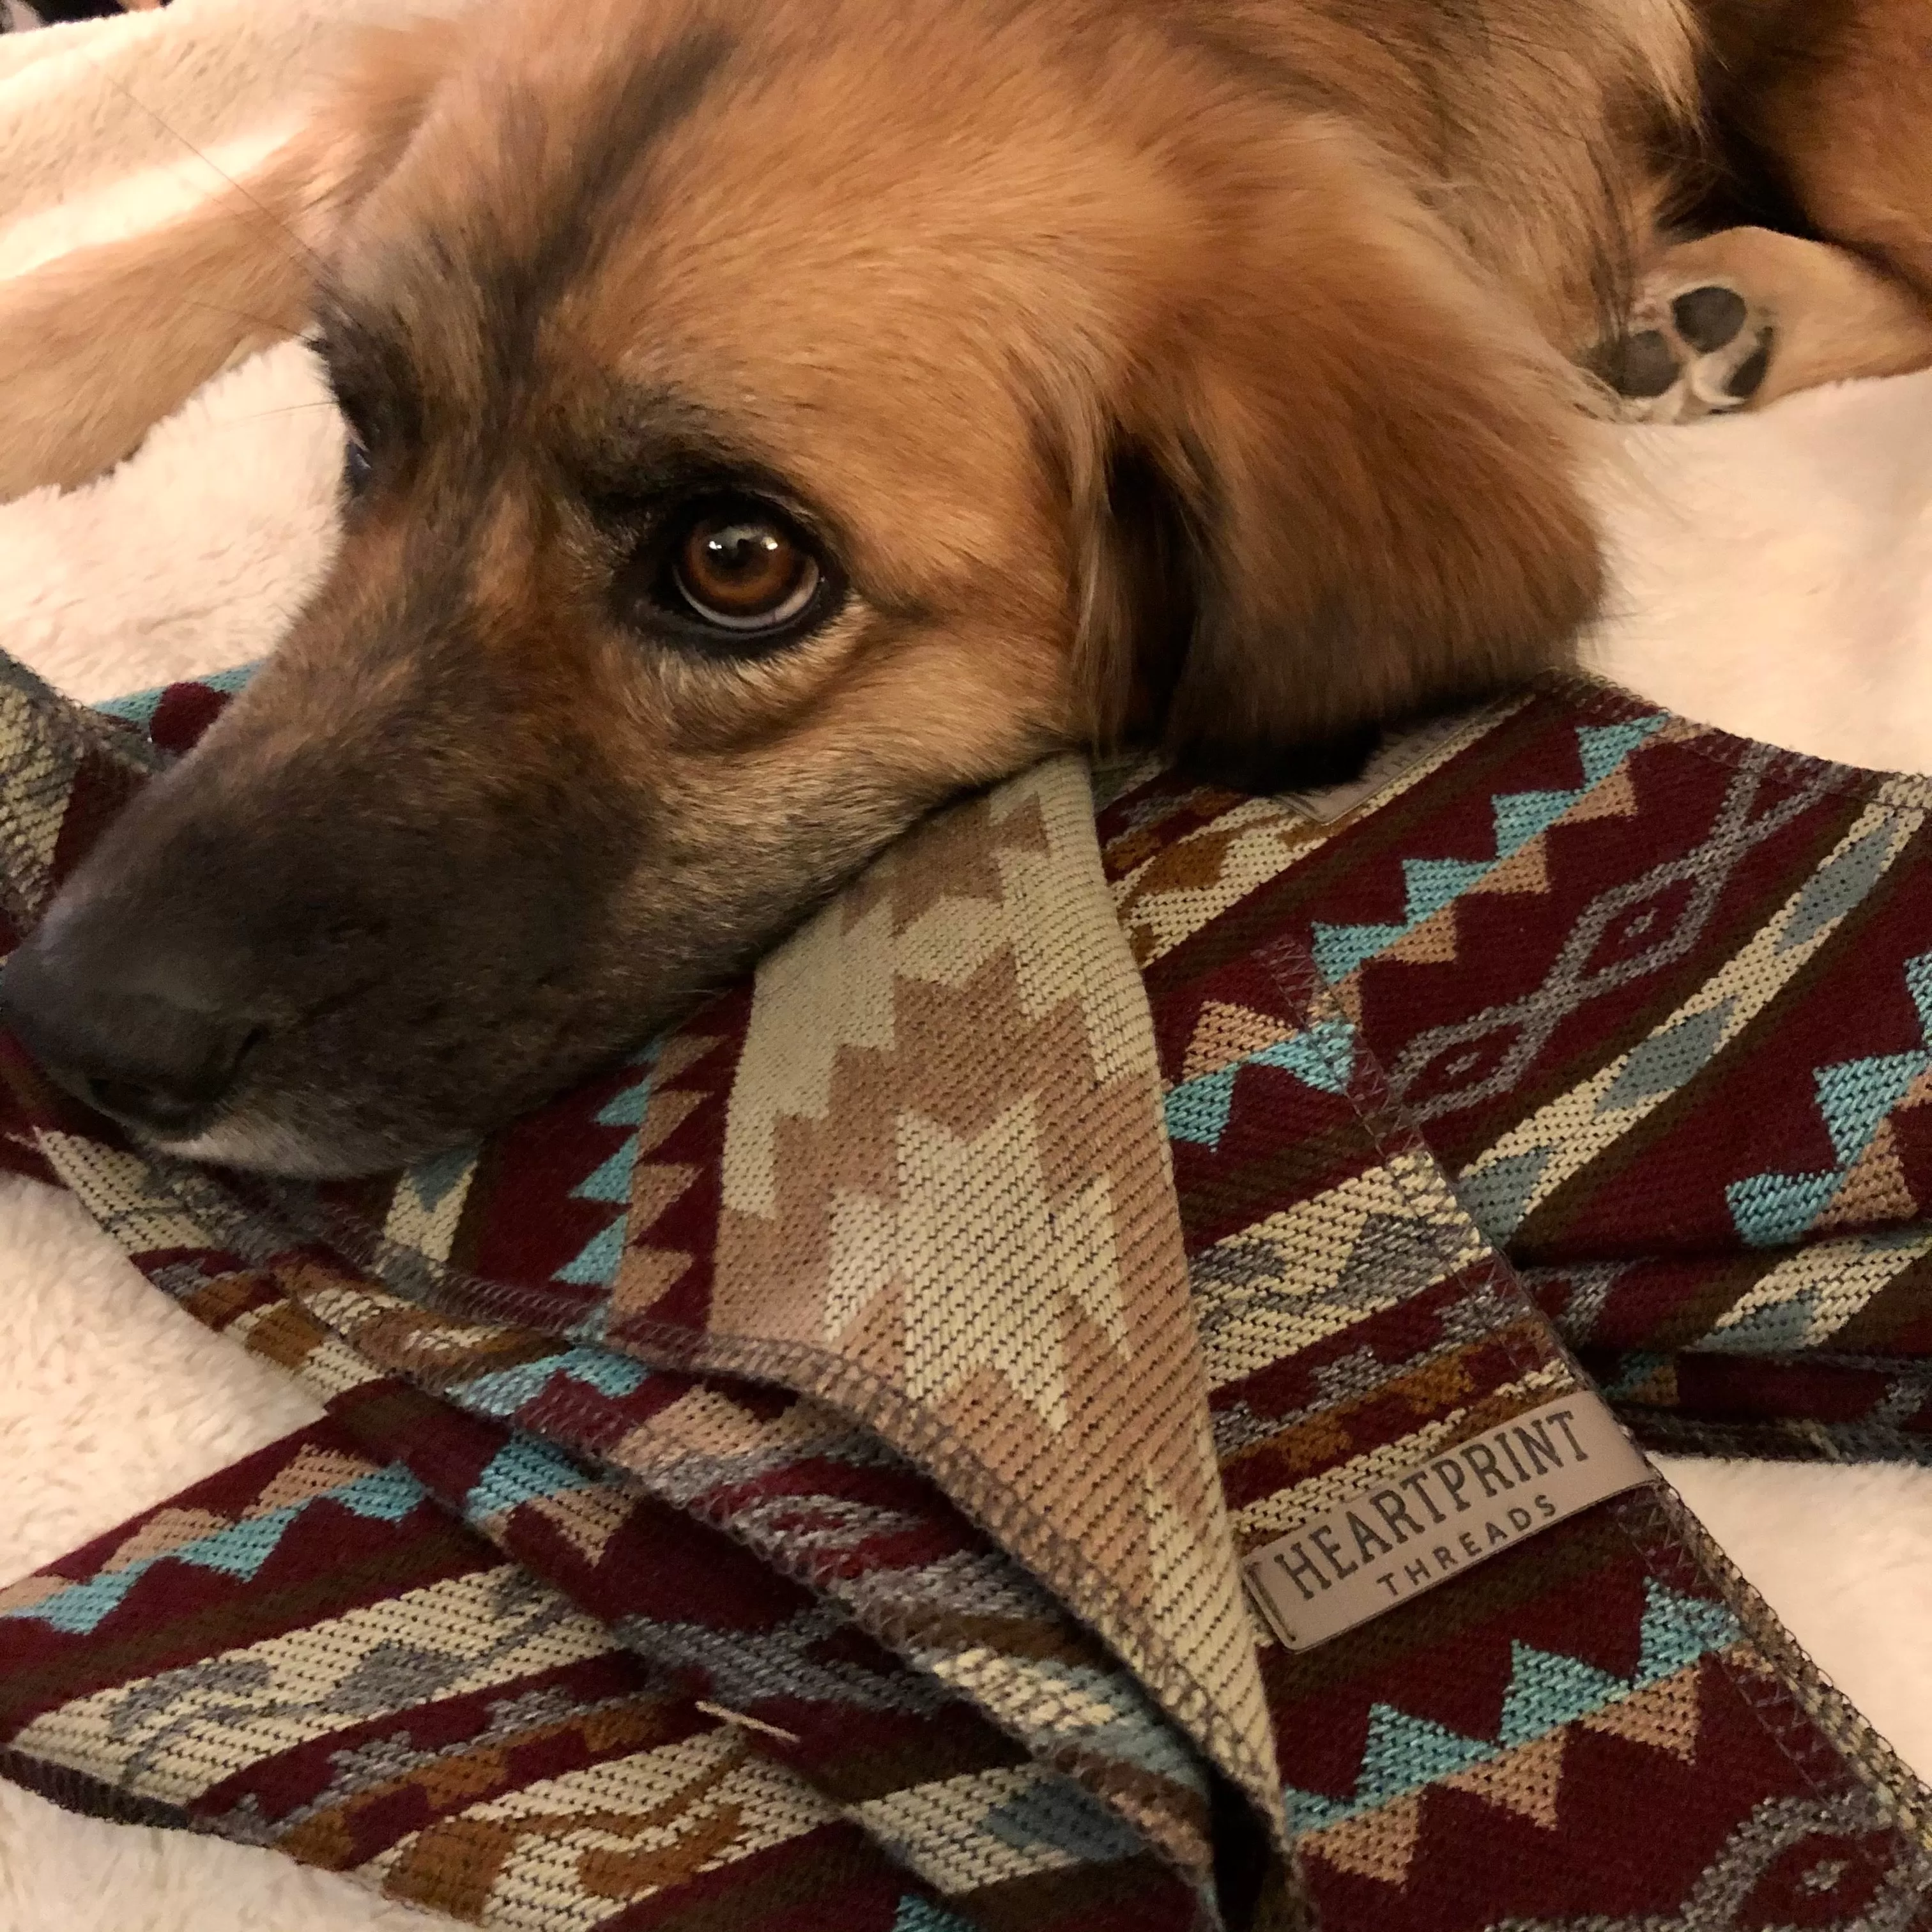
[703,523,780,586]
[343,438,372,496]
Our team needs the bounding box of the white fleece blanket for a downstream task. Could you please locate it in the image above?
[6,3,1932,1924]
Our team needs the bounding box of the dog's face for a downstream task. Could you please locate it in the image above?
[3,0,1604,1176]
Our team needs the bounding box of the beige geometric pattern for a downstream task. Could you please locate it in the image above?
[693,756,1278,1818]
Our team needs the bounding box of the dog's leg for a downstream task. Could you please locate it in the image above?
[1740,0,1932,303]
[1594,225,1932,424]
[0,140,315,503]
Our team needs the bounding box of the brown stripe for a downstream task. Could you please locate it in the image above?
[1144,697,1568,1001]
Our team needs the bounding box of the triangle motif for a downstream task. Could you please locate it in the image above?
[1469,836,1551,895]
[1304,717,1663,983]
[555,1217,629,1287]
[551,1041,666,1288]
[1498,1643,1627,1746]
[1818,1117,1919,1231]
[1182,1000,1295,1083]
[1385,909,1460,965]
[1580,1664,1705,1763]
[105,1507,229,1570]
[1563,760,1638,824]
[1355,1705,1491,1807]
[1729,948,1932,1245]
[1303,1793,1423,1885]
[1164,1016,1355,1147]
[1636,1580,1740,1683]
[573,1135,640,1204]
[1441,1730,1567,1828]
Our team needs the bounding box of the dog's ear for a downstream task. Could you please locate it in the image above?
[1072,134,1606,792]
[301,17,461,236]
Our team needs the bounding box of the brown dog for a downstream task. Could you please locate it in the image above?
[3,0,1931,1176]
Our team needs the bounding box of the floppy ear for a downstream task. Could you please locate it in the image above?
[1073,135,1606,792]
[0,17,454,503]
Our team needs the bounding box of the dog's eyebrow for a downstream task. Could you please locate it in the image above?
[528,29,737,293]
[468,27,738,396]
[310,29,736,454]
[565,383,793,500]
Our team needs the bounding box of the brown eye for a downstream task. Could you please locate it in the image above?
[671,505,821,632]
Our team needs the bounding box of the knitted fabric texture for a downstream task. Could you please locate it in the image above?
[4,656,1932,1928]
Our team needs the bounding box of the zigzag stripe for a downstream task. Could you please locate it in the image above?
[1726,952,1932,1246]
[1281,1579,1739,1834]
[553,1045,659,1287]
[1459,802,1918,1241]
[2,1466,426,1635]
[1309,719,1664,983]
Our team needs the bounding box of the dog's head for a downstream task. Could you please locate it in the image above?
[2,0,1603,1175]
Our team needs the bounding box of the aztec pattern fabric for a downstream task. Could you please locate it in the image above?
[1096,704,1932,1924]
[6,653,1932,1927]
[0,660,1235,1931]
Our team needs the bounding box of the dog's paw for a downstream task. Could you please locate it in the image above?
[1591,280,1774,424]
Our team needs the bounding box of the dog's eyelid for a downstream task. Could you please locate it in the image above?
[586,479,841,556]
[310,300,421,455]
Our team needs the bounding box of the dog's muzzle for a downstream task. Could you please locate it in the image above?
[1,917,256,1139]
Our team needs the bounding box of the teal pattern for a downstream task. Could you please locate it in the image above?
[1280,1579,1741,1833]
[3,1463,425,1636]
[1163,1017,1355,1148]
[1728,951,1932,1246]
[1311,719,1666,985]
[553,1045,660,1287]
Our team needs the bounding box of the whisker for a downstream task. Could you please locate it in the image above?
[65,52,326,280]
[172,296,312,341]
[185,404,345,433]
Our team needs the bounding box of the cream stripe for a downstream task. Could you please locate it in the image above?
[1229,1363,1576,1552]
[1197,1153,1486,1392]
[855,1764,1086,1894]
[1701,1226,1932,1353]
[15,1568,617,1800]
[1121,701,1528,965]
[1459,802,1918,1227]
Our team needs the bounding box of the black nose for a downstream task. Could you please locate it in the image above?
[0,927,254,1138]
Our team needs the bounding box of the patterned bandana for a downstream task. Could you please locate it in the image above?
[3,654,1931,1931]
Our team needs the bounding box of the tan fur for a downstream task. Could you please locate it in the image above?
[8,0,1932,1171]
[1644,226,1932,406]
[0,17,454,500]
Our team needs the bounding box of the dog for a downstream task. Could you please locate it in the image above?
[3,0,1931,1177]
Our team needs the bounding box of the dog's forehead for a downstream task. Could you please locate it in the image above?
[325,0,1147,527]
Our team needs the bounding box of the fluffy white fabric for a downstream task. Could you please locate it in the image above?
[5,1,1932,1922]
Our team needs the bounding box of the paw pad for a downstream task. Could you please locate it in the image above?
[1597,278,1775,423]
[1669,285,1747,354]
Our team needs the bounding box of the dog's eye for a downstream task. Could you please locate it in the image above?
[342,436,373,498]
[667,500,822,634]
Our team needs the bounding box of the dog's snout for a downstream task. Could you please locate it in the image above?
[1,927,254,1138]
